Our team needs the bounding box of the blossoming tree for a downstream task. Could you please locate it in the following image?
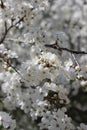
[0,0,87,130]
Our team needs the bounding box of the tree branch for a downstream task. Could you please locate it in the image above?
[0,15,26,44]
[0,0,5,9]
[0,52,28,83]
[45,41,87,54]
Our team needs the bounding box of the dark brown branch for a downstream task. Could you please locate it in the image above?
[0,15,28,82]
[59,47,87,54]
[45,41,87,54]
[0,0,5,9]
[0,52,28,82]
[0,15,26,44]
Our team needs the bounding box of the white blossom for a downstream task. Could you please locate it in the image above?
[0,0,87,130]
[0,112,16,130]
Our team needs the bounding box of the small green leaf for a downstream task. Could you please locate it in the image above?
[9,69,14,74]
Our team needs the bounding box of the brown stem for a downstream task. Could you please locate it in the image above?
[0,15,26,44]
[45,41,87,55]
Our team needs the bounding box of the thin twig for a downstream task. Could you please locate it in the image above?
[59,47,87,54]
[0,52,29,83]
[45,41,87,54]
[71,54,80,67]
[0,15,28,82]
[0,15,26,44]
